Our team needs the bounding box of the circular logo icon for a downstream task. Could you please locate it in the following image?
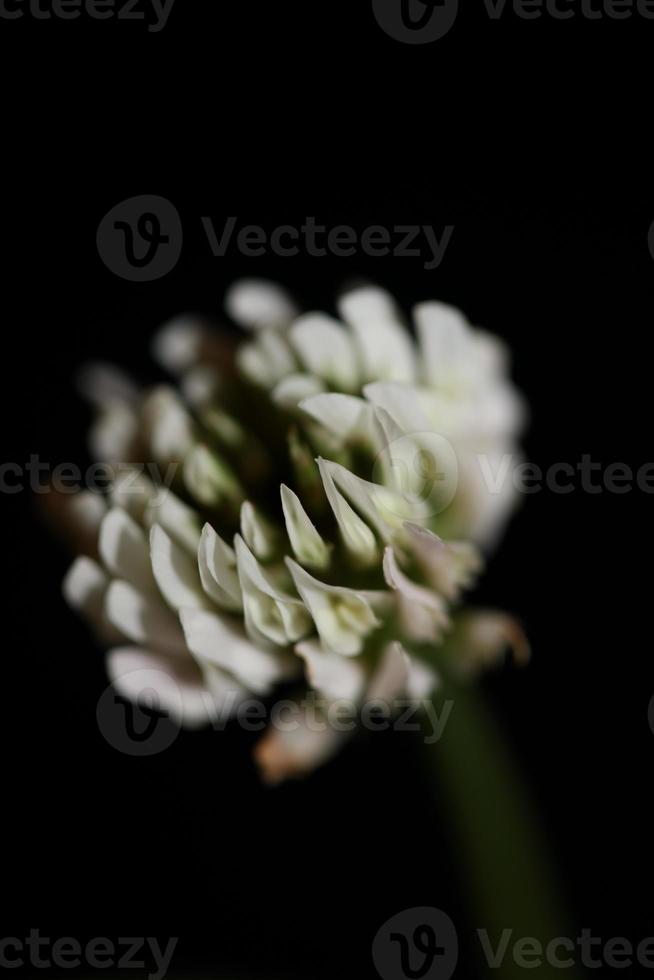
[372,0,459,44]
[372,431,458,522]
[647,694,654,736]
[96,195,182,282]
[372,907,458,980]
[97,669,182,756]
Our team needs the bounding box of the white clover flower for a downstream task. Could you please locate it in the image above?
[61,280,528,783]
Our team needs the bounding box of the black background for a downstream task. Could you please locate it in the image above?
[1,2,652,978]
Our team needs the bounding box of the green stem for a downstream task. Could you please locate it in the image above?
[425,682,570,979]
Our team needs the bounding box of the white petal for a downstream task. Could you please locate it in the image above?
[338,284,397,325]
[225,279,298,331]
[183,444,243,507]
[405,654,440,700]
[89,402,139,464]
[323,458,430,541]
[62,555,123,643]
[76,361,139,410]
[240,501,278,562]
[63,556,108,625]
[370,405,428,499]
[253,711,344,785]
[316,457,379,567]
[180,607,292,695]
[199,662,248,721]
[236,341,276,387]
[382,546,449,643]
[181,366,221,408]
[478,385,526,440]
[106,646,213,728]
[295,639,365,701]
[272,373,326,410]
[323,459,392,537]
[151,316,206,373]
[142,386,195,462]
[448,447,520,548]
[414,383,525,444]
[368,640,440,700]
[363,381,430,434]
[259,328,296,377]
[98,507,156,593]
[473,329,509,377]
[371,405,461,521]
[197,523,243,611]
[337,287,416,383]
[403,522,481,600]
[67,491,107,539]
[105,580,187,657]
[110,467,157,522]
[236,330,297,388]
[450,611,530,678]
[299,393,373,443]
[280,485,330,570]
[235,536,311,647]
[285,558,380,657]
[144,488,201,554]
[289,313,359,390]
[150,524,211,612]
[366,642,408,703]
[200,407,247,448]
[413,301,469,386]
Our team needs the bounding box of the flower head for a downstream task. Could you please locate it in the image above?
[61,280,527,782]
